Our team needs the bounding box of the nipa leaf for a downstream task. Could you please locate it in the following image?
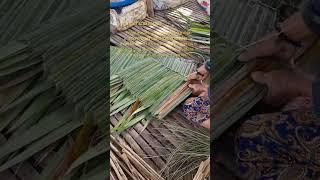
[0,81,53,113]
[0,105,73,161]
[0,120,82,172]
[0,100,30,132]
[7,90,55,133]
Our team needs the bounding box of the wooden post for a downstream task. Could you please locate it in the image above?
[145,0,154,17]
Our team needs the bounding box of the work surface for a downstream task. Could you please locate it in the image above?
[111,0,208,59]
[110,0,210,176]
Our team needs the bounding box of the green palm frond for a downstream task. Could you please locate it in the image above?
[189,22,210,44]
[184,16,210,58]
[110,47,197,134]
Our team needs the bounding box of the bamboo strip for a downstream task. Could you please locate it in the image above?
[132,122,170,157]
[114,113,166,168]
[156,82,191,119]
[129,26,177,55]
[110,143,136,179]
[110,154,128,180]
[122,152,146,180]
[122,146,164,180]
[131,26,186,56]
[193,158,210,180]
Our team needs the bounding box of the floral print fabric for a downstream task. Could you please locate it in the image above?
[236,109,320,179]
[183,96,209,124]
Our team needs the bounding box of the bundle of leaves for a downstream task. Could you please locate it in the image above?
[189,22,210,45]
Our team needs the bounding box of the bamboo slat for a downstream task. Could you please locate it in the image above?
[110,116,160,171]
[111,110,194,173]
[113,113,166,169]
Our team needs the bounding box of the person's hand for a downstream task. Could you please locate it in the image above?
[238,13,317,64]
[188,82,208,97]
[187,64,209,83]
[201,119,210,129]
[251,70,314,107]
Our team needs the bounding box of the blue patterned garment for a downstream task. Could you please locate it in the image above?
[182,96,209,124]
[235,109,320,179]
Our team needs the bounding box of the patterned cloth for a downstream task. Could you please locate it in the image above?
[182,96,209,124]
[196,0,210,15]
[236,109,320,179]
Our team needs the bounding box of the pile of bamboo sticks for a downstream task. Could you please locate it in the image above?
[110,135,164,180]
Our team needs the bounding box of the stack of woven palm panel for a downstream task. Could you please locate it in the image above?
[0,1,109,179]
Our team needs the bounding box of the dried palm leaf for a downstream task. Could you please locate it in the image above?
[193,158,210,180]
[161,123,210,180]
